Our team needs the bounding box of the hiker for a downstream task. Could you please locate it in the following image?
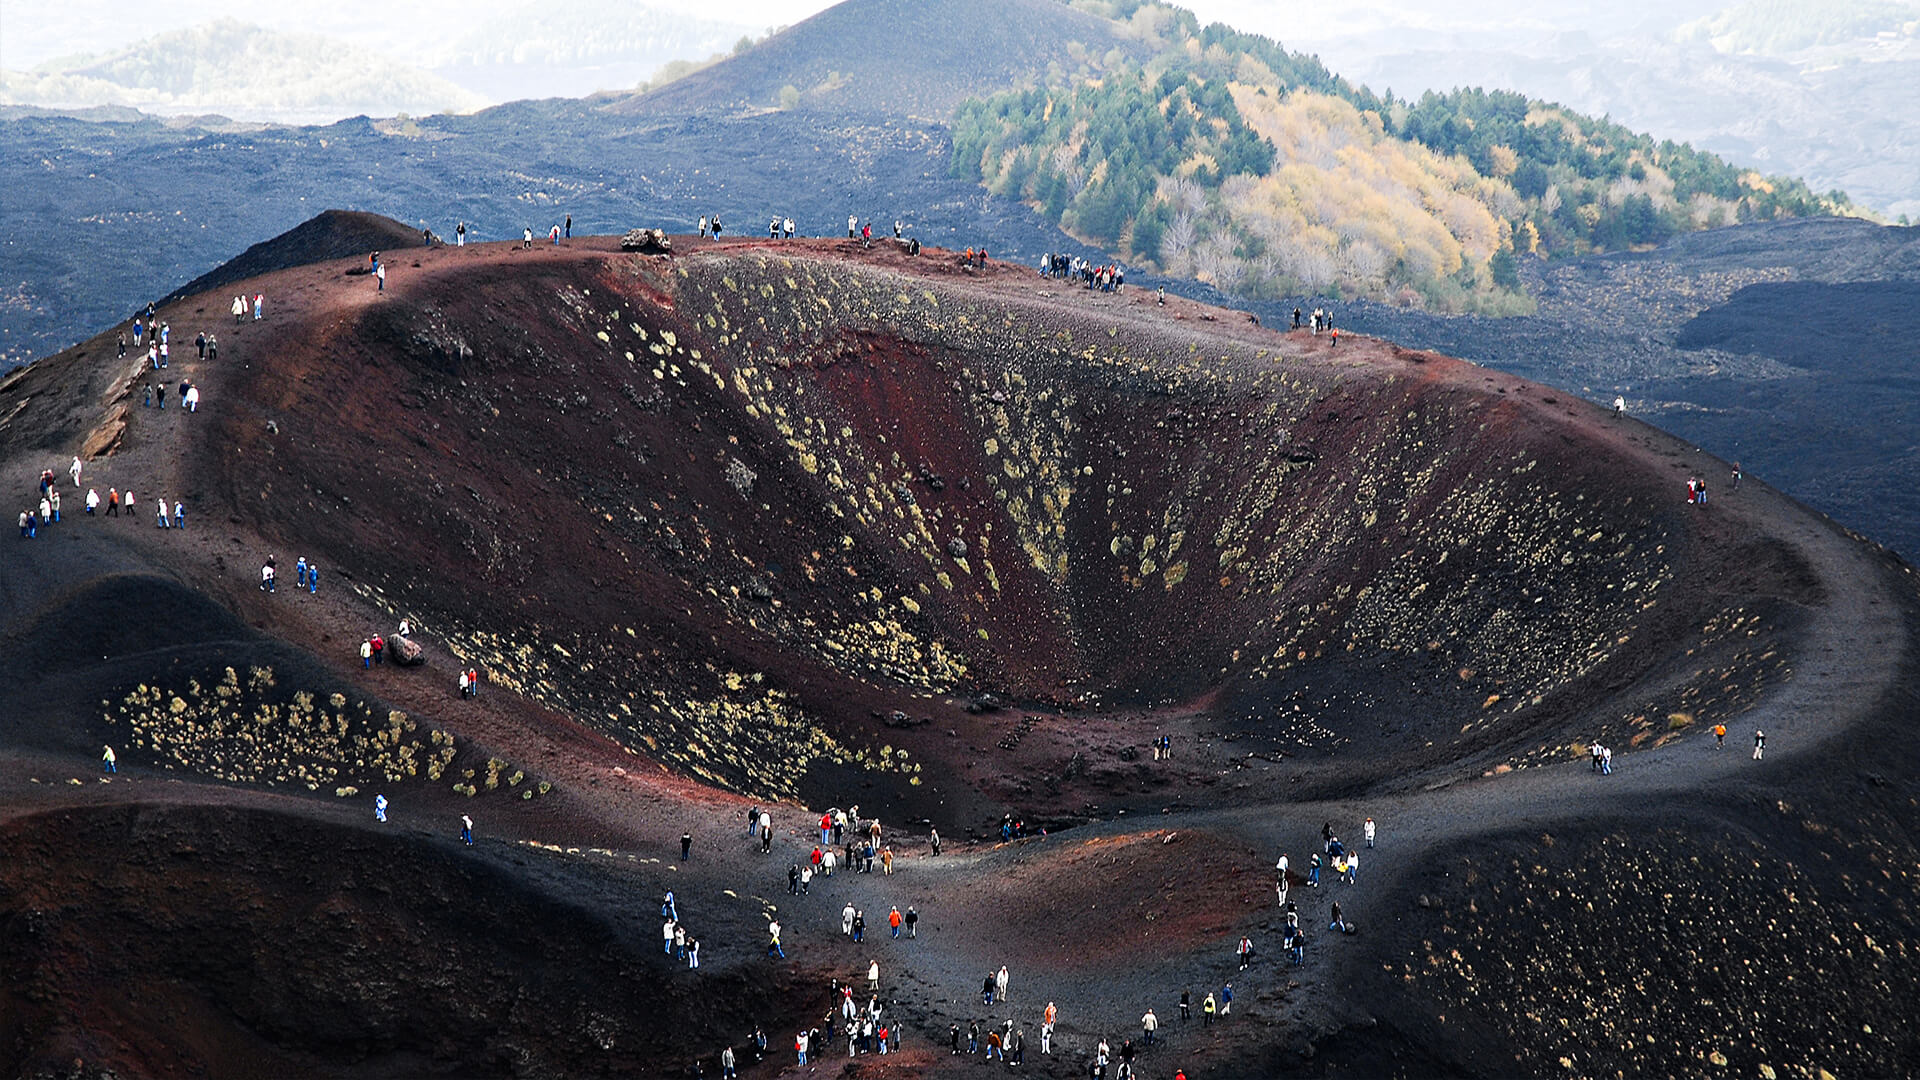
[1601,747,1613,775]
[996,965,1009,1002]
[1141,1008,1158,1046]
[929,826,941,855]
[768,919,784,957]
[173,501,184,529]
[550,224,561,245]
[1330,900,1346,932]
[48,491,59,522]
[842,902,856,936]
[253,293,263,320]
[1238,935,1254,969]
[1180,988,1191,1020]
[1715,723,1727,748]
[720,1045,735,1078]
[903,906,917,937]
[106,489,119,517]
[699,216,709,238]
[881,846,893,874]
[371,634,385,664]
[232,295,245,323]
[1731,462,1743,490]
[1221,983,1234,1015]
[456,222,466,246]
[374,793,388,822]
[1042,1002,1055,1053]
[124,490,135,521]
[1345,852,1359,883]
[564,214,571,239]
[307,562,319,593]
[682,832,693,860]
[1364,817,1376,848]
[867,960,879,993]
[376,262,387,291]
[847,214,857,239]
[185,385,199,412]
[85,489,98,515]
[1614,395,1627,415]
[205,335,217,361]
[663,918,677,954]
[461,814,473,845]
[1309,852,1321,885]
[982,972,996,1006]
[102,745,117,773]
[1202,991,1216,1026]
[522,227,534,249]
[1753,729,1766,759]
[851,910,864,942]
[261,562,276,592]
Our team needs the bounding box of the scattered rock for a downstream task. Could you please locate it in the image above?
[618,228,672,254]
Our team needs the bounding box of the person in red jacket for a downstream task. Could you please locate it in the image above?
[371,634,385,664]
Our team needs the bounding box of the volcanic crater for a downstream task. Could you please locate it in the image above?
[3,220,1915,1079]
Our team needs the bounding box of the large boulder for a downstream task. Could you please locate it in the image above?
[620,229,673,254]
[388,635,423,666]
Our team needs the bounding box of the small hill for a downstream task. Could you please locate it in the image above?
[607,0,1153,120]
[161,210,428,308]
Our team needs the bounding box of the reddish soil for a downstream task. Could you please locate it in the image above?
[2,223,1916,1079]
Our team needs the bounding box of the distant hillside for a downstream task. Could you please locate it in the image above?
[952,2,1855,311]
[161,210,429,309]
[0,20,486,123]
[608,0,1154,120]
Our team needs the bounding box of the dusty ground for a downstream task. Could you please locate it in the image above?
[2,224,1915,1079]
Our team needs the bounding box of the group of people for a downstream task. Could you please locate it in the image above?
[661,891,705,970]
[230,293,264,323]
[144,377,200,412]
[1268,818,1379,969]
[257,555,320,594]
[20,461,184,536]
[1293,306,1335,333]
[830,982,901,1059]
[767,216,796,239]
[1039,253,1127,292]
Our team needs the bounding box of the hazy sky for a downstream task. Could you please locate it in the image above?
[1,0,1673,70]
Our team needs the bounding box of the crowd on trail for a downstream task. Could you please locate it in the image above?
[1040,253,1126,292]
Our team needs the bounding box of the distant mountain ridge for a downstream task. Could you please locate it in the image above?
[0,19,485,124]
[609,0,1155,120]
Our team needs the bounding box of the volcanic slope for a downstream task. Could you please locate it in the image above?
[2,231,1916,1079]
